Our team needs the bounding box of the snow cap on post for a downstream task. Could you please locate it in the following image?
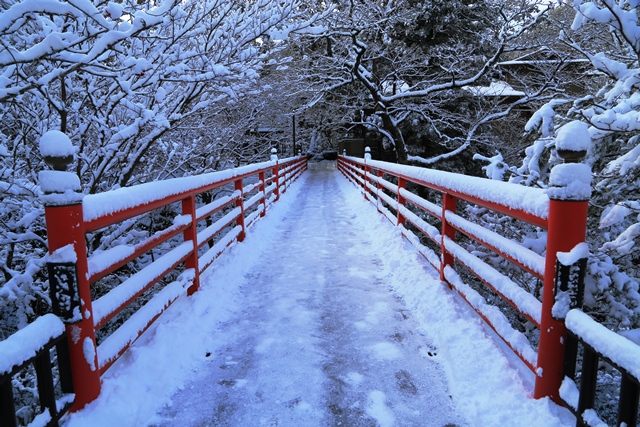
[38,130,82,205]
[364,146,372,161]
[270,147,278,161]
[547,121,592,201]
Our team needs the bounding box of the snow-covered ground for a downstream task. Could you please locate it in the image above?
[64,169,572,427]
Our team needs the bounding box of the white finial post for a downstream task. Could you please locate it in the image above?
[364,146,372,161]
[343,149,347,156]
[38,130,82,205]
[270,147,278,162]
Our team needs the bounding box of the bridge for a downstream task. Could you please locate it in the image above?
[1,145,639,427]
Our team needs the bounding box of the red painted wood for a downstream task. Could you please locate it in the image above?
[440,193,458,282]
[44,204,100,410]
[535,199,589,402]
[89,223,189,284]
[235,179,246,242]
[182,196,200,295]
[397,177,407,226]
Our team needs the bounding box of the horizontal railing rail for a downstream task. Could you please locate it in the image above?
[555,255,640,427]
[0,314,74,427]
[338,149,589,402]
[25,145,308,415]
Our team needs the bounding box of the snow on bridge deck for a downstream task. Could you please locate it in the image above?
[65,168,571,427]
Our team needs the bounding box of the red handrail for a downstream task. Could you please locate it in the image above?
[42,154,308,409]
[338,154,588,402]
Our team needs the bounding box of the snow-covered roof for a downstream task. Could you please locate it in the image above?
[497,58,590,66]
[463,81,525,97]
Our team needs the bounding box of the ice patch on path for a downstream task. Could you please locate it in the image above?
[366,390,395,427]
[63,174,308,427]
[370,342,401,361]
[336,174,572,427]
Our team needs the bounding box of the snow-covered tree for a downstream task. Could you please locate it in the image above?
[0,0,325,337]
[514,0,640,329]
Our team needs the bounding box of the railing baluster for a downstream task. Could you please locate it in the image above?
[397,177,406,226]
[181,195,200,295]
[440,192,458,281]
[271,148,280,202]
[576,345,599,427]
[617,373,639,427]
[259,171,266,218]
[33,349,58,423]
[234,178,246,242]
[55,339,74,395]
[375,170,383,213]
[0,375,17,427]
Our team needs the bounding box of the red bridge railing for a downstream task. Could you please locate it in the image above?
[338,149,588,403]
[0,145,307,425]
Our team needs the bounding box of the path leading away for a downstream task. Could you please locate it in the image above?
[65,167,572,427]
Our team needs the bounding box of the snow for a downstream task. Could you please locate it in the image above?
[47,244,77,264]
[444,267,538,367]
[559,376,579,410]
[65,170,570,427]
[38,170,81,194]
[28,410,52,427]
[620,328,640,346]
[464,81,526,97]
[565,309,640,380]
[348,156,551,220]
[366,391,395,427]
[445,210,545,276]
[98,273,192,369]
[547,163,592,200]
[555,121,591,153]
[582,409,607,427]
[195,191,240,220]
[83,160,276,223]
[196,207,241,244]
[0,314,65,375]
[557,242,590,266]
[198,226,241,272]
[92,241,194,327]
[88,245,135,278]
[38,130,75,158]
[83,337,97,372]
[444,237,543,325]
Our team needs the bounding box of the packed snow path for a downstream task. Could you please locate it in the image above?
[156,168,462,426]
[65,167,571,427]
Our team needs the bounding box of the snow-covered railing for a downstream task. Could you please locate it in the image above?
[34,136,307,413]
[554,255,640,427]
[0,314,74,427]
[338,145,590,403]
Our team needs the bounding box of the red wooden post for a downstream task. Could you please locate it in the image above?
[271,148,280,202]
[258,171,266,217]
[39,132,100,410]
[363,146,371,200]
[440,192,458,281]
[397,177,407,225]
[534,145,590,401]
[234,178,246,242]
[375,170,384,213]
[181,195,200,295]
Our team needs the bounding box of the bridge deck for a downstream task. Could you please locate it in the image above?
[157,168,461,426]
[65,168,570,427]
